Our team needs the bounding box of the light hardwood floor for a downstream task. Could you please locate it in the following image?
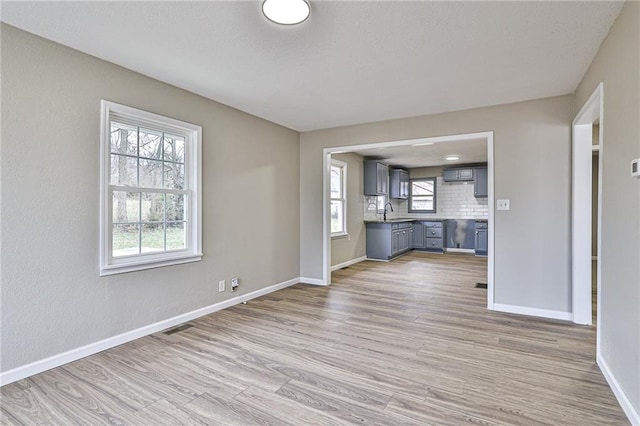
[1,252,628,425]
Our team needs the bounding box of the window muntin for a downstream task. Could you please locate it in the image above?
[330,160,347,236]
[100,101,202,275]
[409,178,436,213]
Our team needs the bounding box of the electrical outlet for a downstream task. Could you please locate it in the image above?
[218,280,225,292]
[497,199,510,211]
[231,277,239,292]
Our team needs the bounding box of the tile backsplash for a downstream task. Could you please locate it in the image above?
[364,177,488,220]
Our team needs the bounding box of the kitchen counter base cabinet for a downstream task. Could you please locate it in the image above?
[412,222,425,249]
[422,221,445,252]
[475,221,488,256]
[366,222,411,260]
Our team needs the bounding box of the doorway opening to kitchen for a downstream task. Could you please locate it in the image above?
[322,131,495,310]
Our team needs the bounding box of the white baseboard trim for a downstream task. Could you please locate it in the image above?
[598,352,640,425]
[492,303,573,321]
[331,256,366,271]
[0,277,300,387]
[445,248,475,254]
[299,276,326,286]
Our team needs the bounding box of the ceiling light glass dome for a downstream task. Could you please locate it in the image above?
[262,0,310,25]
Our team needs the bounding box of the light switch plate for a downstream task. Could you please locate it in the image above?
[497,199,510,211]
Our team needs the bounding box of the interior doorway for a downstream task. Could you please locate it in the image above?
[321,131,495,310]
[572,83,603,336]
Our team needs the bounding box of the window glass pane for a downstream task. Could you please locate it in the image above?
[110,123,137,156]
[138,129,163,160]
[164,135,185,164]
[139,158,163,188]
[331,200,344,233]
[141,192,164,222]
[166,193,185,221]
[141,223,165,253]
[110,154,137,186]
[411,196,433,211]
[112,191,140,223]
[163,163,185,190]
[166,222,186,250]
[113,224,139,257]
[412,180,434,196]
[330,166,342,198]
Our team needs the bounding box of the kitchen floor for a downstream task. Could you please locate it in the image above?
[1,253,627,425]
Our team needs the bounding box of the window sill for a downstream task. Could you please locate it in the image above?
[100,253,203,276]
[331,232,349,240]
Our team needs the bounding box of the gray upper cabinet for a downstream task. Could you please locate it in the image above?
[364,160,389,196]
[474,167,488,198]
[443,167,474,182]
[390,169,409,199]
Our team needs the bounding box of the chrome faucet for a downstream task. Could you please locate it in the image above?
[383,202,394,222]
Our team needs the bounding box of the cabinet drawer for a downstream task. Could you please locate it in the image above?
[425,227,442,238]
[426,238,443,249]
[424,221,442,228]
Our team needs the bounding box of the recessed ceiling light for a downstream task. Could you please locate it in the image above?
[262,0,310,25]
[412,142,434,147]
[445,155,460,161]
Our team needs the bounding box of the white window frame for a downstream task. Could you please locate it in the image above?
[408,177,437,213]
[99,100,202,276]
[330,159,348,238]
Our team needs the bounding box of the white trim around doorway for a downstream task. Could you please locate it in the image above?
[571,82,603,334]
[322,131,495,310]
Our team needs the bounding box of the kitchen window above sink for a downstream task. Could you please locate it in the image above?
[408,178,437,213]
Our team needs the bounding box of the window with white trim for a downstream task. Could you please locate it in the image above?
[409,177,436,213]
[330,159,347,236]
[100,101,202,275]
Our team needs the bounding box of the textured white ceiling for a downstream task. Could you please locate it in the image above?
[1,1,623,131]
[350,138,487,169]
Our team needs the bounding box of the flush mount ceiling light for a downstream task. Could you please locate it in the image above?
[445,155,460,161]
[262,0,310,25]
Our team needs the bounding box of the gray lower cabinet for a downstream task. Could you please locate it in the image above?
[412,222,424,248]
[366,222,411,260]
[475,221,488,255]
[422,221,444,252]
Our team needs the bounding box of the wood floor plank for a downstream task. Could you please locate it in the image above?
[0,252,628,425]
[233,386,349,426]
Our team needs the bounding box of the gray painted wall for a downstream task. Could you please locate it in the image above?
[0,25,301,372]
[301,95,574,313]
[330,153,366,267]
[574,1,640,415]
